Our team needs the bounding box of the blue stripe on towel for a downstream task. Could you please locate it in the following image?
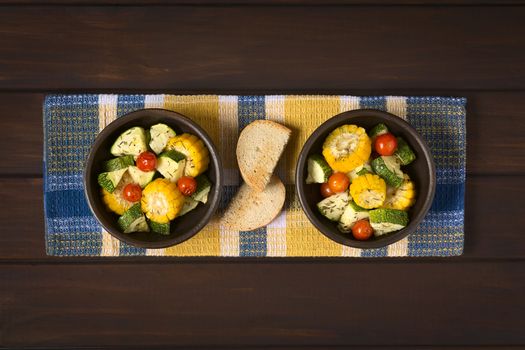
[237,96,267,257]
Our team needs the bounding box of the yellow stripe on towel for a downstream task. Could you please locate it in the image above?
[163,95,221,256]
[283,96,342,256]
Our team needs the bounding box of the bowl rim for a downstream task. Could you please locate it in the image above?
[83,108,223,249]
[295,108,436,249]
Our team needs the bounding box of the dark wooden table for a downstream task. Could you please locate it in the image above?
[2,1,525,348]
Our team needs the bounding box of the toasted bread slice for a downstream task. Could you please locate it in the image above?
[221,175,285,231]
[237,120,291,192]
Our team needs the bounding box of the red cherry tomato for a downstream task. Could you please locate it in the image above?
[352,219,374,241]
[328,172,350,193]
[136,151,157,172]
[122,183,142,202]
[320,182,334,198]
[374,133,398,156]
[177,176,197,196]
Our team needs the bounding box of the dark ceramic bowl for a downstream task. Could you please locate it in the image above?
[84,109,223,249]
[296,109,436,249]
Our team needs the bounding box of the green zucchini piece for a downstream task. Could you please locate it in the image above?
[338,200,369,233]
[369,208,408,236]
[369,123,389,140]
[110,127,148,157]
[118,204,149,233]
[128,166,156,188]
[178,197,200,216]
[305,154,333,184]
[149,123,177,155]
[347,163,373,181]
[103,155,134,172]
[317,191,350,222]
[97,168,128,193]
[149,220,170,235]
[191,174,212,204]
[371,156,404,188]
[394,137,416,165]
[156,150,186,182]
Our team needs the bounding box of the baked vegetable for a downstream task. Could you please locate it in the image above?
[322,124,371,173]
[103,155,134,172]
[156,150,186,182]
[347,163,372,181]
[191,174,212,203]
[128,166,155,188]
[97,168,128,193]
[149,123,176,154]
[383,174,416,210]
[149,220,170,235]
[178,197,200,216]
[317,191,350,221]
[371,155,404,188]
[118,204,149,233]
[369,123,389,140]
[394,137,416,165]
[305,154,332,184]
[110,127,148,157]
[100,172,134,215]
[349,173,386,209]
[369,208,409,236]
[338,200,370,233]
[166,133,210,177]
[141,178,185,224]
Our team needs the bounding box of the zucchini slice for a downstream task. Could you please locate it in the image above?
[347,163,373,181]
[103,155,134,172]
[371,156,404,188]
[305,154,333,184]
[394,137,416,165]
[178,197,200,216]
[191,174,212,204]
[156,150,186,182]
[369,123,389,140]
[149,220,170,235]
[110,127,148,157]
[118,204,150,233]
[128,166,156,188]
[369,208,408,236]
[97,168,128,193]
[338,200,370,233]
[317,191,350,222]
[149,123,176,155]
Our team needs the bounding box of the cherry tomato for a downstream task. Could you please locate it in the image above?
[136,151,157,172]
[177,176,197,196]
[374,133,398,156]
[328,172,350,193]
[320,182,334,198]
[122,183,142,202]
[352,219,374,241]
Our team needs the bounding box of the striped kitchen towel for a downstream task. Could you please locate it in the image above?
[44,95,465,257]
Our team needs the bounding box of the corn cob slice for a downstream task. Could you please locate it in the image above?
[383,174,416,210]
[166,133,210,177]
[101,172,134,215]
[141,178,184,224]
[349,173,386,209]
[322,124,371,173]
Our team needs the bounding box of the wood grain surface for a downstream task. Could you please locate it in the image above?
[3,262,525,347]
[0,6,524,91]
[1,1,524,349]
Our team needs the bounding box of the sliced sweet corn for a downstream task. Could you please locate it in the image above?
[322,124,371,173]
[383,174,416,210]
[141,178,184,224]
[166,133,210,177]
[349,173,386,209]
